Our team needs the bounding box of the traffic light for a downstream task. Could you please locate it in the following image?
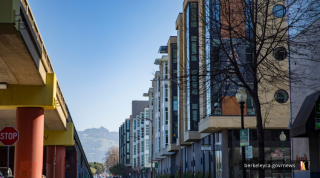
[94,162,96,166]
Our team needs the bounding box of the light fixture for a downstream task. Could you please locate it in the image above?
[0,83,7,89]
[279,130,286,141]
[236,87,247,103]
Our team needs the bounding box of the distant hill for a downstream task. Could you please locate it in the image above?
[78,127,119,163]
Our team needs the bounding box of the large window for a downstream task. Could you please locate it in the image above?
[146,154,149,165]
[134,145,136,155]
[146,125,149,135]
[165,107,168,125]
[165,84,168,102]
[171,43,178,143]
[186,2,199,131]
[141,128,144,138]
[146,139,149,151]
[141,141,144,152]
[127,143,129,153]
[141,155,144,166]
[126,155,130,164]
[126,120,130,130]
[127,132,129,141]
[146,109,149,118]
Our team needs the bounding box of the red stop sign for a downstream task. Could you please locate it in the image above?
[0,127,19,146]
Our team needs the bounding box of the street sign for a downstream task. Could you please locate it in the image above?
[240,129,249,146]
[155,162,158,169]
[142,167,145,172]
[201,144,212,151]
[245,146,252,159]
[0,127,19,146]
[316,100,320,129]
[271,153,283,157]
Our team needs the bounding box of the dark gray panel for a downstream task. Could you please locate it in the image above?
[20,4,42,68]
[132,100,149,117]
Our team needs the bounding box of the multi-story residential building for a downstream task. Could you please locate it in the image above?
[149,1,291,178]
[119,118,131,166]
[132,107,152,177]
[120,1,294,178]
[119,101,149,178]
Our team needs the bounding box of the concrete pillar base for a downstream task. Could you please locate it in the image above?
[46,146,66,178]
[14,107,44,178]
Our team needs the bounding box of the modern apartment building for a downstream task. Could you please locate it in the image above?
[152,0,290,178]
[119,0,294,178]
[132,107,152,177]
[119,118,131,166]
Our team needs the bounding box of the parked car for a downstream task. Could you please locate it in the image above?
[0,167,13,178]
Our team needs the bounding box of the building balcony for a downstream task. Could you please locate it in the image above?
[155,152,166,160]
[184,130,201,142]
[160,147,174,157]
[199,115,289,133]
[167,143,179,152]
[176,137,192,147]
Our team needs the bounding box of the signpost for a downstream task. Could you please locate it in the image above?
[315,100,320,129]
[240,129,249,146]
[245,146,252,159]
[201,144,212,151]
[155,163,158,169]
[142,167,145,173]
[0,127,19,178]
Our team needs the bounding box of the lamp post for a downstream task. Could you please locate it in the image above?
[151,78,182,178]
[236,87,247,178]
[279,131,286,178]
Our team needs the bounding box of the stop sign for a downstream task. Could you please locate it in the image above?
[0,127,19,146]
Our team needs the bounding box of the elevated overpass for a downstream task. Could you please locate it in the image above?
[0,0,93,177]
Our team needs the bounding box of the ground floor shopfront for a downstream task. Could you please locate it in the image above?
[154,129,291,178]
[290,91,320,178]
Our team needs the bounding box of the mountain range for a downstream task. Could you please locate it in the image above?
[78,126,119,163]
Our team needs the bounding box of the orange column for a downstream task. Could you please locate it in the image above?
[14,107,44,178]
[46,146,66,178]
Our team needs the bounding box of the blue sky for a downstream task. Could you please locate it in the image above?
[28,0,183,132]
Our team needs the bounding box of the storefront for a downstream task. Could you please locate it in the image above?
[215,129,291,178]
[291,91,320,178]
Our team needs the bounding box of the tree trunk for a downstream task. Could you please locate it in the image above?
[254,97,265,178]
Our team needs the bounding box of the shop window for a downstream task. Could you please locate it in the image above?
[264,130,271,141]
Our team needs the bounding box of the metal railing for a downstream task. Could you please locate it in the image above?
[20,0,69,121]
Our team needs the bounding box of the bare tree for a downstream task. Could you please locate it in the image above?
[173,0,320,177]
[103,146,119,170]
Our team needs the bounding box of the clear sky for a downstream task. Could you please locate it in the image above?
[27,0,183,132]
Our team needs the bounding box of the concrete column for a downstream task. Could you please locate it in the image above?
[221,129,229,178]
[46,146,66,178]
[14,107,44,178]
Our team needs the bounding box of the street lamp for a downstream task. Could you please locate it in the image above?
[236,87,247,178]
[151,78,182,178]
[279,131,286,178]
